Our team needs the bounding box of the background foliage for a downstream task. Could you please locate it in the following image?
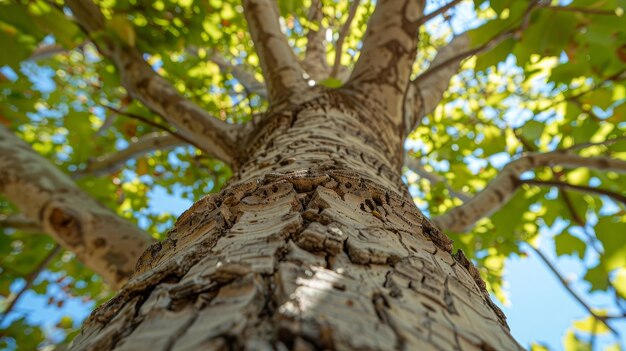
[0,0,625,349]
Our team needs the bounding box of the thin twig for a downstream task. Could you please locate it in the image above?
[564,134,626,152]
[533,69,626,115]
[417,0,463,25]
[529,245,624,336]
[102,105,201,151]
[416,0,540,83]
[0,245,61,324]
[521,179,626,205]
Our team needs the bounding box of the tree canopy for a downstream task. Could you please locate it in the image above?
[0,0,625,350]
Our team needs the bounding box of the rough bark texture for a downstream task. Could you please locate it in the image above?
[68,92,521,350]
[0,126,154,289]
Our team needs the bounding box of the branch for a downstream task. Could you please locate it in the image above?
[345,0,426,119]
[520,179,626,205]
[564,134,626,152]
[404,152,471,201]
[0,125,154,289]
[417,0,463,24]
[409,0,540,94]
[101,105,238,169]
[403,1,540,134]
[0,214,42,233]
[0,245,61,324]
[431,151,626,232]
[28,44,67,61]
[66,0,240,164]
[529,245,624,335]
[331,0,360,78]
[242,0,308,103]
[30,42,269,102]
[78,132,185,177]
[208,53,268,99]
[302,0,330,81]
[404,33,470,133]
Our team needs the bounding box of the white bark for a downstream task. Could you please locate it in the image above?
[242,0,309,104]
[346,0,426,120]
[432,152,626,232]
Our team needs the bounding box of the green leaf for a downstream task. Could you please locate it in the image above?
[531,343,551,351]
[580,89,614,110]
[584,263,610,292]
[563,330,591,351]
[31,6,80,48]
[107,15,136,47]
[319,77,343,88]
[595,216,626,271]
[554,231,586,259]
[57,315,74,329]
[520,120,544,142]
[475,38,515,72]
[573,315,610,335]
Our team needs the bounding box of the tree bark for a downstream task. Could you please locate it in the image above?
[68,91,521,350]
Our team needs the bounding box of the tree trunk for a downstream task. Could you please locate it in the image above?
[69,91,522,350]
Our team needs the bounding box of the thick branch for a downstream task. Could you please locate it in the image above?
[331,0,360,78]
[79,132,185,177]
[345,0,426,119]
[66,0,240,163]
[0,125,154,289]
[432,152,626,232]
[302,0,330,81]
[404,33,470,133]
[242,0,308,104]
